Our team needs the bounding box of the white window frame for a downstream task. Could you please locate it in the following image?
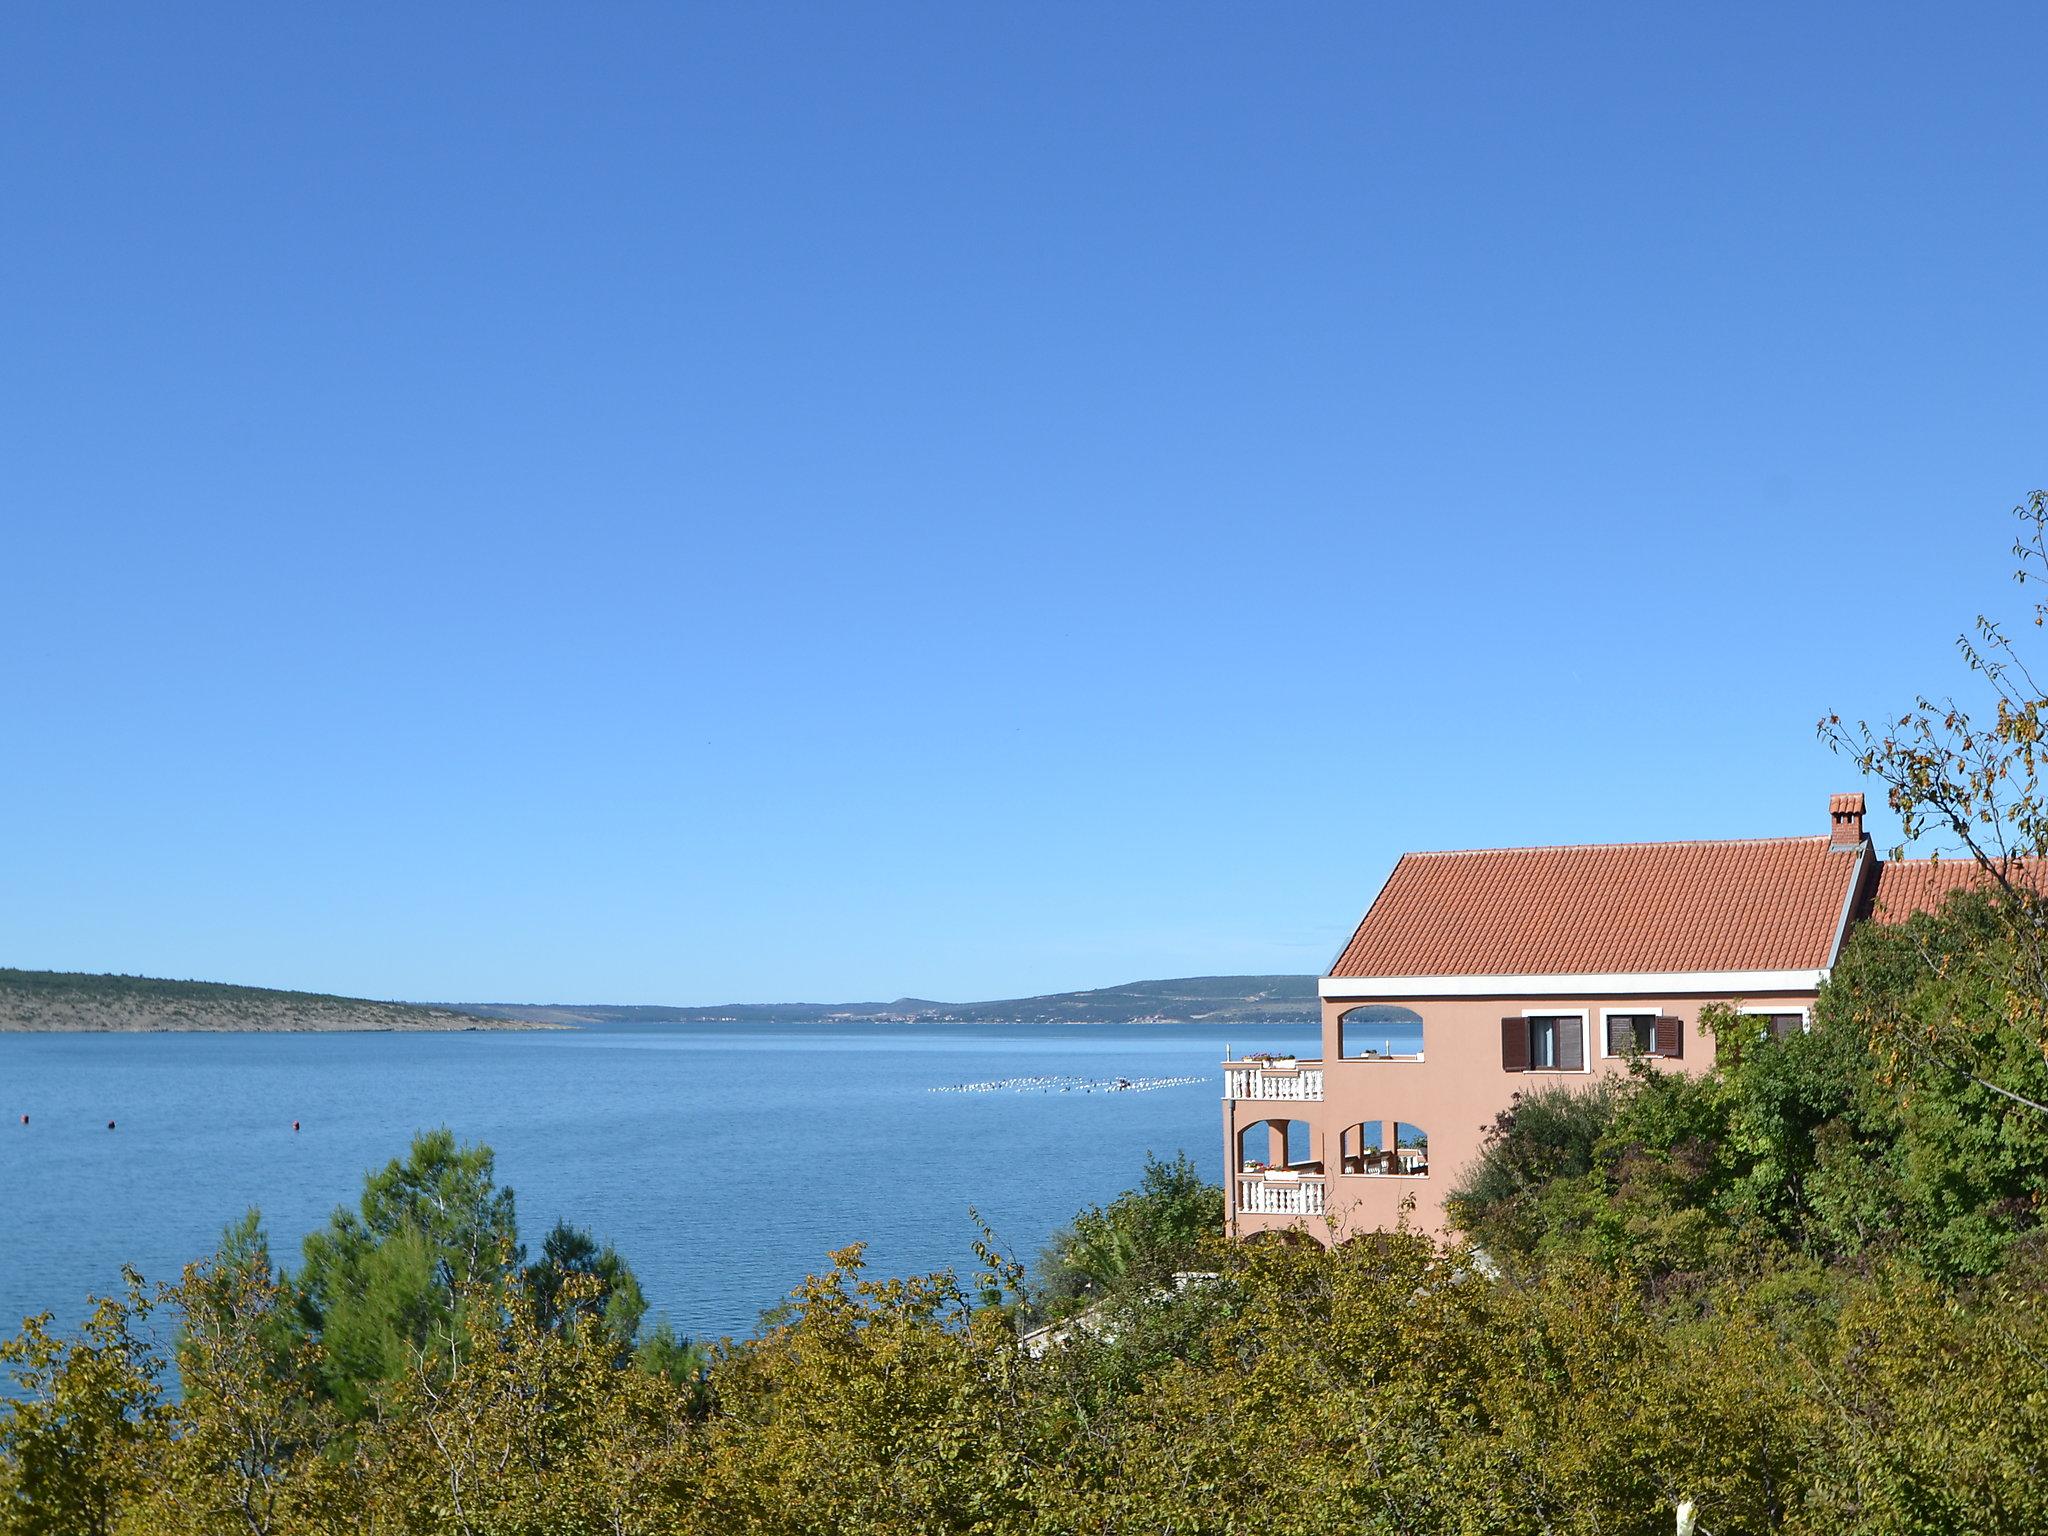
[1742,1006,1812,1039]
[1520,1008,1590,1074]
[1599,1007,1667,1059]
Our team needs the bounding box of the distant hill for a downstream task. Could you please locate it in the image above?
[459,974,1320,1028]
[0,968,1319,1033]
[0,969,545,1033]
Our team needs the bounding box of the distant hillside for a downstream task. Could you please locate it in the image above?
[0,969,1318,1033]
[0,969,547,1033]
[461,974,1319,1028]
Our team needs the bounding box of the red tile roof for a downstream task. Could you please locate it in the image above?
[1869,857,2042,923]
[1329,835,1866,978]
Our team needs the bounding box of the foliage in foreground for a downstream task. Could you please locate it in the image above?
[7,1212,2048,1534]
[1029,1150,1222,1321]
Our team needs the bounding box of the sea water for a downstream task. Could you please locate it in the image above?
[0,1020,1316,1342]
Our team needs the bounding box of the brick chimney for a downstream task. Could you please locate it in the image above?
[1829,792,1866,850]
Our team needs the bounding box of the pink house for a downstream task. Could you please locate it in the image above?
[1223,792,1914,1242]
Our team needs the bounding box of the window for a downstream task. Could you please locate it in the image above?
[1745,1011,1809,1041]
[1338,1004,1424,1060]
[1236,1118,1316,1173]
[1504,1013,1585,1072]
[1606,1013,1654,1055]
[1603,1012,1683,1059]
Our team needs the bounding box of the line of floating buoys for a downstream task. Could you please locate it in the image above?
[931,1073,1208,1095]
[14,1115,310,1129]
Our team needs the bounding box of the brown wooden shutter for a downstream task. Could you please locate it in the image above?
[1654,1015,1684,1058]
[1501,1016,1529,1072]
[1559,1016,1585,1071]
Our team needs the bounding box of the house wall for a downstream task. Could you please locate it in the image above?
[1223,988,1816,1244]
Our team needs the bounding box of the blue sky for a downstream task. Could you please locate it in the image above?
[4,5,2045,1004]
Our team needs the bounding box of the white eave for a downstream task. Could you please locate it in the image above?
[1824,840,1873,966]
[1319,968,1828,1001]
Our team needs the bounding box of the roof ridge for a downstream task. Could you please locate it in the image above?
[1880,853,2038,866]
[1400,834,1834,859]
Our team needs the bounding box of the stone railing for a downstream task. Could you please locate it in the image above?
[1235,1172,1326,1217]
[1222,1062,1324,1101]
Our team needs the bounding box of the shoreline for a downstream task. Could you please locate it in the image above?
[0,1022,571,1034]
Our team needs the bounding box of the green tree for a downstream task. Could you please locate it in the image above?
[293,1128,522,1416]
[1448,910,2048,1284]
[632,1321,715,1415]
[1031,1152,1221,1320]
[693,1244,1033,1535]
[134,1214,334,1536]
[523,1218,648,1354]
[1804,896,2048,1274]
[344,1269,703,1535]
[1822,488,2048,1105]
[0,1278,161,1536]
[1445,1079,1626,1264]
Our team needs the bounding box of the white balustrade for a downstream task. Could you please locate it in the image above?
[1222,1064,1324,1101]
[1236,1174,1327,1217]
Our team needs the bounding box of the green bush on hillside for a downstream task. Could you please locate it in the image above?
[11,1195,2048,1533]
[1030,1151,1222,1321]
[1447,890,2048,1284]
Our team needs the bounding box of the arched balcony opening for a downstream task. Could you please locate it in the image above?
[1233,1117,1327,1221]
[1236,1117,1318,1174]
[1338,1005,1424,1061]
[1337,1119,1430,1177]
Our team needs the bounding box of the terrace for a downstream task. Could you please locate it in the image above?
[1337,1119,1430,1177]
[1337,1004,1424,1061]
[1221,1053,1324,1101]
[1231,1118,1331,1222]
[1235,1171,1327,1216]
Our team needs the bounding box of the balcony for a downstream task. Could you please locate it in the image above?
[1337,1004,1425,1062]
[1222,1057,1325,1102]
[1339,1149,1429,1178]
[1337,1120,1430,1178]
[1235,1170,1326,1217]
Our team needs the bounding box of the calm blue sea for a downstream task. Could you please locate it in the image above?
[0,1021,1314,1343]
